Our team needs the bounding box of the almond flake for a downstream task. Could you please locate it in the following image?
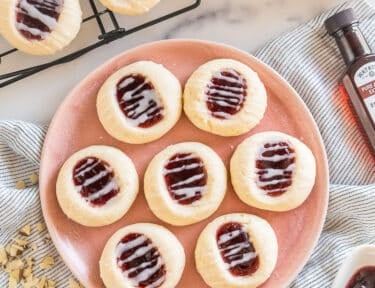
[43,233,51,244]
[8,277,17,288]
[15,180,26,190]
[22,267,32,278]
[38,277,47,288]
[29,173,39,185]
[39,256,54,270]
[19,224,31,236]
[31,243,38,251]
[36,223,45,232]
[25,256,34,268]
[10,269,22,283]
[22,276,39,288]
[5,244,12,254]
[9,244,23,257]
[13,244,25,252]
[0,245,8,265]
[14,238,29,248]
[47,279,56,287]
[5,259,24,272]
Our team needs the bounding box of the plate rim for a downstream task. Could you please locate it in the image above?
[39,38,329,288]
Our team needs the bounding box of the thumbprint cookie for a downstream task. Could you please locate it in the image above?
[97,61,182,144]
[100,223,185,288]
[99,0,160,15]
[183,59,267,136]
[195,213,278,288]
[0,0,82,55]
[230,131,316,211]
[144,142,227,226]
[56,145,139,227]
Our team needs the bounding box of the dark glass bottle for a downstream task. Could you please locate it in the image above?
[325,8,375,155]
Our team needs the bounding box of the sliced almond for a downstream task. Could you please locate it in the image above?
[5,244,12,254]
[47,279,56,287]
[14,238,29,248]
[0,245,8,265]
[39,256,54,270]
[30,173,39,185]
[21,276,39,288]
[31,243,38,251]
[15,180,26,190]
[9,245,23,257]
[36,223,45,232]
[43,233,51,244]
[38,277,47,288]
[22,267,32,279]
[5,259,24,272]
[19,224,31,236]
[25,256,34,268]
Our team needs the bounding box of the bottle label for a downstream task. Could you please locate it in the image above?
[354,61,375,123]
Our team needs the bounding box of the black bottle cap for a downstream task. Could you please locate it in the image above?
[325,8,359,35]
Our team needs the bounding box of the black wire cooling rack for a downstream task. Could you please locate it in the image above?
[0,0,201,88]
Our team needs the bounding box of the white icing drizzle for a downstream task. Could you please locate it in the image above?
[117,75,164,127]
[218,229,243,245]
[225,252,257,269]
[73,158,119,204]
[218,226,257,271]
[170,173,205,188]
[256,142,295,195]
[205,69,247,119]
[15,22,48,38]
[167,154,196,163]
[74,158,99,177]
[163,153,206,204]
[16,0,62,40]
[116,234,166,288]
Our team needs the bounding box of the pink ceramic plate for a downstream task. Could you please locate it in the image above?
[39,39,329,288]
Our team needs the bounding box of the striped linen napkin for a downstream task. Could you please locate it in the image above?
[0,0,374,287]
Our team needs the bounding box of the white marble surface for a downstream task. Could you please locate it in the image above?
[0,0,374,123]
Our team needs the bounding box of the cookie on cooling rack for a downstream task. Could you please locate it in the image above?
[99,0,160,15]
[183,59,267,136]
[56,145,139,227]
[97,61,182,144]
[0,0,82,55]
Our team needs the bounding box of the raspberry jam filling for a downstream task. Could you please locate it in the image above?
[206,69,247,119]
[72,157,119,207]
[163,153,207,205]
[256,142,296,197]
[16,0,63,41]
[346,266,375,288]
[116,233,166,288]
[216,222,259,277]
[116,74,164,128]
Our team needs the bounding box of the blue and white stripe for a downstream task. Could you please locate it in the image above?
[256,0,375,287]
